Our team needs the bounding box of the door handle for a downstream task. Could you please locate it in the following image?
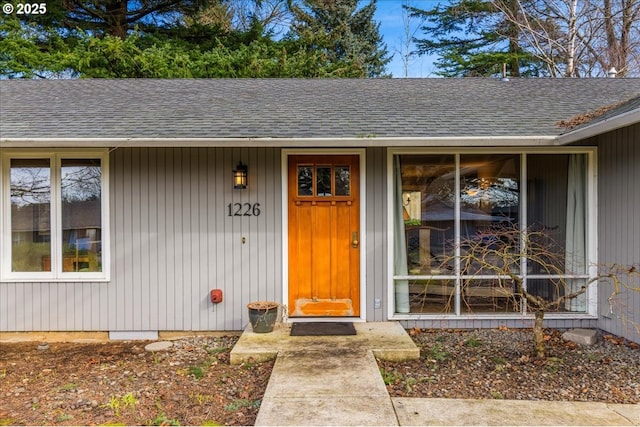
[352,232,359,248]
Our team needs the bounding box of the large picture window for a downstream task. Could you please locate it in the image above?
[392,150,593,316]
[1,152,109,281]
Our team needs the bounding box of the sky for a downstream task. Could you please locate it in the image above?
[374,0,441,77]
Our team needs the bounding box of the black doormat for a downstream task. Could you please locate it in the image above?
[290,322,357,336]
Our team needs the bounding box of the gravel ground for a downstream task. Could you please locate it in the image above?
[378,328,640,404]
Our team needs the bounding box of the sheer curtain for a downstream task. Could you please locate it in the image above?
[394,156,410,313]
[565,154,587,311]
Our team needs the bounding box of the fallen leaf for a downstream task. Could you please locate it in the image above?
[409,327,421,336]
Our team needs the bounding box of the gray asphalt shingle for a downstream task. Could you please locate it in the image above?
[1,78,639,140]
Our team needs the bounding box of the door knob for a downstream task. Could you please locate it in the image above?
[352,232,359,248]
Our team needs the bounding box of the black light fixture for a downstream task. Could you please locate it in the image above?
[233,161,248,189]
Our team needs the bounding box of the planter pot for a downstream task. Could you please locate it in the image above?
[247,301,279,333]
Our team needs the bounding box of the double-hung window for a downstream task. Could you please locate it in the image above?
[1,151,109,281]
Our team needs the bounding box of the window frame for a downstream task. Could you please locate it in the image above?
[387,147,598,320]
[1,149,110,282]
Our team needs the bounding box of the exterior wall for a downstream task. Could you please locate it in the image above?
[1,147,283,332]
[1,146,388,332]
[0,281,110,331]
[401,317,598,331]
[365,147,388,321]
[4,141,635,337]
[109,147,282,331]
[594,123,640,343]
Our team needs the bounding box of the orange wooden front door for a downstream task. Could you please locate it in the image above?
[288,155,360,317]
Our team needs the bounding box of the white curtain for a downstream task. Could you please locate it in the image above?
[565,154,587,311]
[394,156,410,313]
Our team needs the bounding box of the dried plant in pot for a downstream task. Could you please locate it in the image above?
[246,301,280,333]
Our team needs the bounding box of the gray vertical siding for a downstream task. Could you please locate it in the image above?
[595,123,640,343]
[1,147,282,332]
[109,147,283,331]
[365,147,388,321]
[0,282,110,331]
[3,140,637,340]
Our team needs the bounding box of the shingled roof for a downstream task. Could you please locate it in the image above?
[1,78,639,144]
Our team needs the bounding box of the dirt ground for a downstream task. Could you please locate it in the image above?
[380,328,640,404]
[1,328,639,426]
[0,336,272,426]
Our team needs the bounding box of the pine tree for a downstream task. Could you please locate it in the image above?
[288,0,390,77]
[408,0,539,77]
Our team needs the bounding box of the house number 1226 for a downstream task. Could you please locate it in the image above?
[227,202,261,217]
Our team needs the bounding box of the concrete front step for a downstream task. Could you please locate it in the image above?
[229,321,420,365]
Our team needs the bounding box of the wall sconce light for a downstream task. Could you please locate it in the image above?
[233,161,247,189]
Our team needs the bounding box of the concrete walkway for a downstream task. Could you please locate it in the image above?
[231,322,640,426]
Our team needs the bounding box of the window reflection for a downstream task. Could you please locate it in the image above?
[397,155,456,275]
[335,166,350,196]
[61,159,102,272]
[459,154,520,232]
[10,159,52,272]
[394,153,590,316]
[317,166,331,196]
[298,166,313,196]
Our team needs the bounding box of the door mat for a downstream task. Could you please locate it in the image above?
[290,322,357,336]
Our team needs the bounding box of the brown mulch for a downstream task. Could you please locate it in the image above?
[0,336,273,426]
[1,328,639,426]
[378,328,640,404]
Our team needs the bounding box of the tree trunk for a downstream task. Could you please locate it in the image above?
[504,0,521,77]
[105,0,128,39]
[565,0,578,77]
[533,310,546,359]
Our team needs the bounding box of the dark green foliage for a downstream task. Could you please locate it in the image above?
[0,15,75,78]
[287,0,391,77]
[28,0,211,38]
[408,0,541,77]
[1,0,389,78]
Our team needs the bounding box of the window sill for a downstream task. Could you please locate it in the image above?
[1,277,110,283]
[390,313,598,321]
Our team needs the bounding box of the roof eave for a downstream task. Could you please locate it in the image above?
[0,136,558,149]
[555,108,640,145]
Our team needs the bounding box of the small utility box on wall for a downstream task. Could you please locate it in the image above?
[210,289,223,304]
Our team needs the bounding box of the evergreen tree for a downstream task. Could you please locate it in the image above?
[408,0,540,77]
[25,0,212,39]
[0,0,390,78]
[287,0,390,77]
[409,0,640,78]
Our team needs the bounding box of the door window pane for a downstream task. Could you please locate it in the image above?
[61,159,102,272]
[335,166,350,196]
[10,159,51,272]
[298,166,313,196]
[317,166,331,196]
